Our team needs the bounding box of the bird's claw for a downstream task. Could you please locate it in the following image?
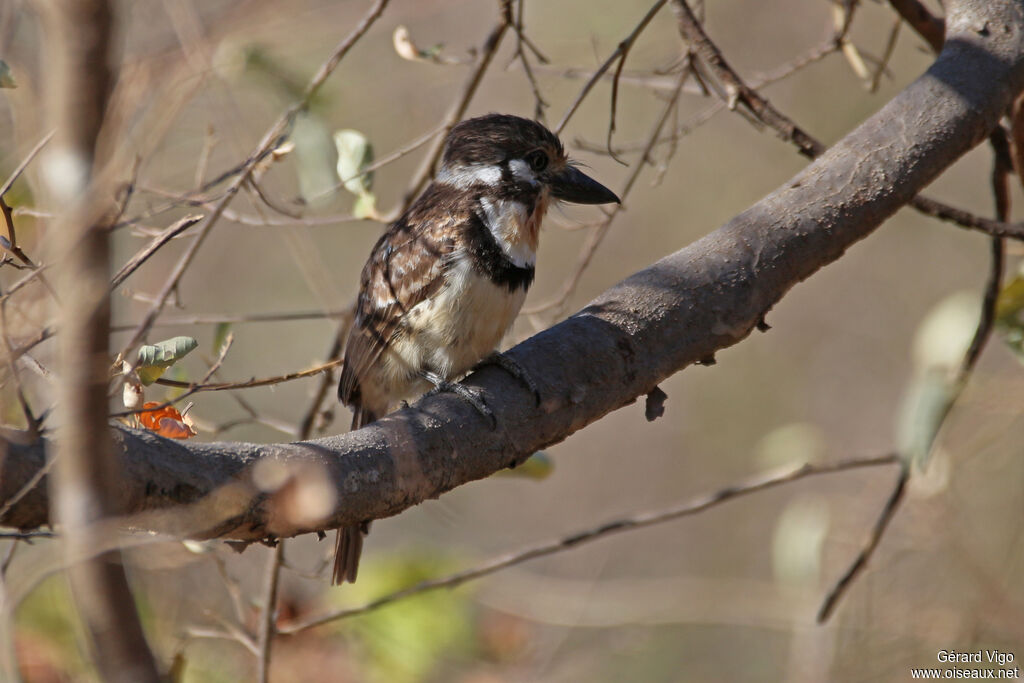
[474,352,541,406]
[423,371,497,428]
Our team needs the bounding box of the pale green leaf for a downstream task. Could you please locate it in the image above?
[353,191,377,219]
[334,129,374,197]
[292,114,338,205]
[772,496,830,585]
[495,451,554,480]
[212,323,232,356]
[136,336,197,385]
[996,272,1024,363]
[137,365,167,386]
[0,60,15,88]
[897,368,956,468]
[911,291,979,374]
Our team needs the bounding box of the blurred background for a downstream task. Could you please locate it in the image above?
[1,0,1023,680]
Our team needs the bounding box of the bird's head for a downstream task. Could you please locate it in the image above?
[437,114,620,207]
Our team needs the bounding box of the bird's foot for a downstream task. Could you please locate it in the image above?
[422,370,496,428]
[473,352,541,406]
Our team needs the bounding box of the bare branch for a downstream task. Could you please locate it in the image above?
[109,214,203,289]
[890,0,946,53]
[256,543,283,683]
[281,454,899,633]
[0,130,55,198]
[816,467,909,622]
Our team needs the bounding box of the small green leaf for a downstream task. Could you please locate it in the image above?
[495,451,554,480]
[996,272,1024,363]
[996,273,1024,323]
[293,113,338,205]
[911,291,979,373]
[897,292,979,468]
[353,191,377,219]
[334,129,374,197]
[136,336,197,385]
[772,496,829,585]
[0,60,15,89]
[137,365,165,387]
[897,368,956,468]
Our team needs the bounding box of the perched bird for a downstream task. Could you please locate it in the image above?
[334,113,619,584]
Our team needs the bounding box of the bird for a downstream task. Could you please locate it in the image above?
[333,113,620,584]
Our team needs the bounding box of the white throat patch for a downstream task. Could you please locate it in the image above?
[478,196,537,268]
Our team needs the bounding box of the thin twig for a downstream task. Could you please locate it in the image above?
[110,214,203,289]
[111,307,350,331]
[256,543,283,683]
[185,625,259,656]
[868,18,902,93]
[399,0,512,211]
[0,130,56,198]
[817,467,909,622]
[555,0,669,135]
[889,0,945,53]
[119,0,391,358]
[150,358,343,394]
[281,454,899,634]
[574,34,840,157]
[507,0,548,122]
[0,298,38,434]
[296,313,355,440]
[525,70,687,316]
[672,0,824,158]
[109,357,345,419]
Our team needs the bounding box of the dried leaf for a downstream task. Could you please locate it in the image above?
[393,26,420,61]
[138,402,197,439]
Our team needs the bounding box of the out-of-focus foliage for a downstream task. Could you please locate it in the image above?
[898,292,979,467]
[326,553,476,683]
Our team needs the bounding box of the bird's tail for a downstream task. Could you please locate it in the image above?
[333,521,369,584]
[350,405,378,431]
[333,406,379,585]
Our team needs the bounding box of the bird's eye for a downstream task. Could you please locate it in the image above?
[526,150,548,172]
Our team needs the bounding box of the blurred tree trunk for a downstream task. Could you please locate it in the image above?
[43,1,160,680]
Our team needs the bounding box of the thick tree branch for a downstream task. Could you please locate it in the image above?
[2,0,1023,547]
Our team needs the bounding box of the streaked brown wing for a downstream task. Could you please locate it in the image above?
[338,185,465,409]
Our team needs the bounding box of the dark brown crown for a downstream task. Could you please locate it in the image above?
[442,114,564,167]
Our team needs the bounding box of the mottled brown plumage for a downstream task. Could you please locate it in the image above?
[333,114,618,585]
